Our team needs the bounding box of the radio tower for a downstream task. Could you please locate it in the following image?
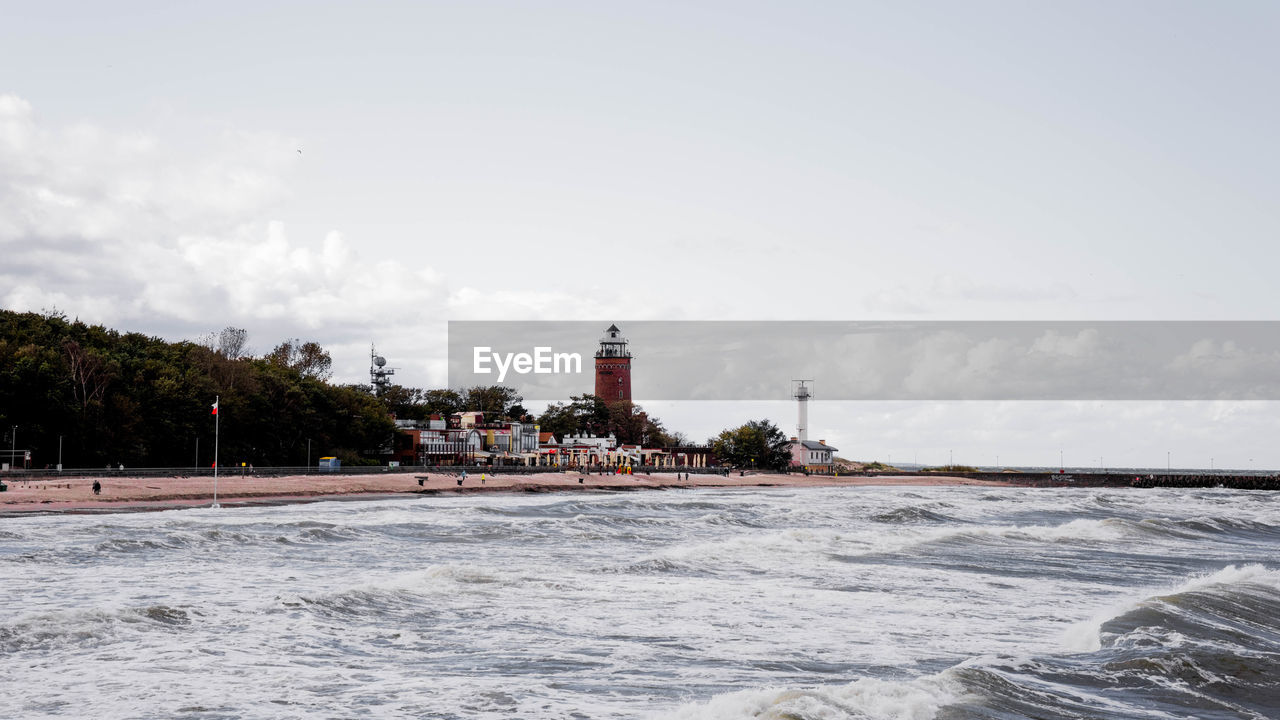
[792,380,813,443]
[371,344,396,396]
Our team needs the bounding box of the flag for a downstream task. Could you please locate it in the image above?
[211,400,219,416]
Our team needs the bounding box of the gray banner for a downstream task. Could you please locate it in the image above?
[447,321,1280,401]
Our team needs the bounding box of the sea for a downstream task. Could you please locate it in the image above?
[3,485,1279,719]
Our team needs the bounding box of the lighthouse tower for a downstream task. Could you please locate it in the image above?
[594,324,632,402]
[793,379,812,443]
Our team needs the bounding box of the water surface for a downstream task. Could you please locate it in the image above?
[3,486,1278,719]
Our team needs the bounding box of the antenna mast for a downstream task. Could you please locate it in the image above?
[371,344,396,396]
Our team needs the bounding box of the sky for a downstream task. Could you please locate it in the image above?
[2,1,1278,468]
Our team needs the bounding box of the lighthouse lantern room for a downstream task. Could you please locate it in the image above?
[594,324,632,402]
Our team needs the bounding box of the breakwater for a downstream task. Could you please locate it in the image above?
[858,470,1280,490]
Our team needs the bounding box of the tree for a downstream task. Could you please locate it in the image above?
[62,339,114,415]
[461,385,524,418]
[213,327,249,359]
[0,309,397,468]
[265,338,333,381]
[535,394,678,445]
[379,384,428,421]
[709,419,792,470]
[423,388,463,416]
[607,400,673,446]
[536,401,577,441]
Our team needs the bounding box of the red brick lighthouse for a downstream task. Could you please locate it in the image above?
[594,324,632,402]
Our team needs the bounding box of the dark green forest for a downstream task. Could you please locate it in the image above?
[0,310,396,468]
[0,310,701,469]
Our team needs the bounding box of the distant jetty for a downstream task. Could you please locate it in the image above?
[854,469,1280,491]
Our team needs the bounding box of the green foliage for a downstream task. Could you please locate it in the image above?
[535,394,674,445]
[460,385,524,416]
[265,339,333,380]
[708,419,792,470]
[0,310,395,468]
[380,384,528,423]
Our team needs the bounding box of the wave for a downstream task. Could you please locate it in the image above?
[295,587,423,618]
[655,674,963,720]
[1164,515,1280,538]
[600,557,701,576]
[663,565,1280,720]
[0,604,195,654]
[870,506,953,524]
[864,512,1280,557]
[658,528,846,569]
[856,518,1132,557]
[657,518,1138,571]
[1003,564,1280,718]
[1064,564,1280,652]
[694,512,767,528]
[292,564,514,618]
[280,525,368,544]
[92,522,378,553]
[94,537,188,553]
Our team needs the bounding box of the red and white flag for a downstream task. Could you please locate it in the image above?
[211,400,219,416]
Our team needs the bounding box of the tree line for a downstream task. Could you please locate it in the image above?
[0,311,394,468]
[1,309,800,470]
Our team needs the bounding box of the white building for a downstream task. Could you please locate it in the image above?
[790,438,837,468]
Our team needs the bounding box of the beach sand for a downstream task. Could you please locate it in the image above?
[0,470,1013,514]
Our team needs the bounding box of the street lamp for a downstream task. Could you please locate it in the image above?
[9,426,15,471]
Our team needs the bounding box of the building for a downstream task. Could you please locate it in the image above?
[790,438,837,468]
[479,421,540,465]
[658,445,714,468]
[536,432,560,465]
[390,421,483,466]
[557,432,618,467]
[594,324,632,402]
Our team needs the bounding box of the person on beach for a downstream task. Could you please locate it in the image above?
[481,473,486,485]
[92,480,101,495]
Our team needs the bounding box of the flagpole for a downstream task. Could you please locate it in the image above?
[212,395,221,509]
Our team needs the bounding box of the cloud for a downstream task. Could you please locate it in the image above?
[0,93,452,384]
[1167,338,1280,398]
[862,274,1079,316]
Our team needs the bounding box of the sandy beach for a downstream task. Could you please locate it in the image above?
[0,470,1012,514]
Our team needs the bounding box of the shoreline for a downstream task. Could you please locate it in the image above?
[0,471,1012,516]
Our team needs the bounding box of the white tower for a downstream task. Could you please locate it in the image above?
[793,380,812,443]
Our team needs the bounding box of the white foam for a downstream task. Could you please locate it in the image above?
[654,674,964,720]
